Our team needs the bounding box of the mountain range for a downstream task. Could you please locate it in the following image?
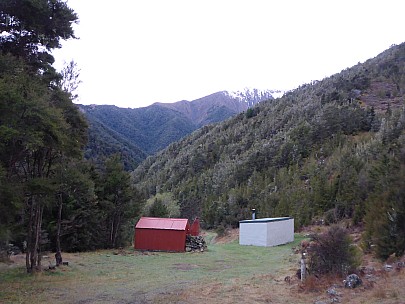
[79,88,279,169]
[131,43,405,233]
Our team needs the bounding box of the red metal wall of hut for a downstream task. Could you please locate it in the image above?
[134,217,190,252]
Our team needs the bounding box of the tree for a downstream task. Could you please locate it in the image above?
[364,153,405,259]
[0,0,86,272]
[0,56,86,273]
[59,60,81,100]
[0,57,85,271]
[0,0,78,74]
[48,160,99,252]
[96,154,141,248]
[0,163,24,260]
[143,192,180,218]
[148,199,169,218]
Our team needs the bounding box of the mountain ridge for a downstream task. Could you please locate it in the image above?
[151,88,276,126]
[80,88,276,169]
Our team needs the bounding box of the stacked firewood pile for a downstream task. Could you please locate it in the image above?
[186,235,207,252]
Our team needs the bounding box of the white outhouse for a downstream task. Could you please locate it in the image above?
[239,217,294,247]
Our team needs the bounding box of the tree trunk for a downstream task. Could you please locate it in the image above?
[111,213,122,248]
[55,193,63,266]
[26,196,34,273]
[109,219,114,248]
[25,195,44,273]
[35,205,43,270]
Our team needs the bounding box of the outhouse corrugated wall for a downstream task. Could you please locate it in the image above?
[239,217,294,247]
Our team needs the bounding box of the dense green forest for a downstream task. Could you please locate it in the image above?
[81,104,197,170]
[0,1,143,272]
[84,114,148,171]
[133,43,405,259]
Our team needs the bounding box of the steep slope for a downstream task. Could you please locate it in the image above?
[80,104,196,155]
[84,116,147,171]
[132,43,405,232]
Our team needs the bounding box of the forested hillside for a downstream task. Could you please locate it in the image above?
[84,117,147,171]
[133,43,405,259]
[0,1,143,269]
[81,104,194,170]
[81,89,275,170]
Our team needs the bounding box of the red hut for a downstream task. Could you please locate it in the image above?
[134,217,190,252]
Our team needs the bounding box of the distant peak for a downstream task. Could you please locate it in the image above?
[223,88,284,107]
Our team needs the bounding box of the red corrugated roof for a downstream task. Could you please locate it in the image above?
[135,217,189,231]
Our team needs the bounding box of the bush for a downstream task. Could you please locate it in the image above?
[324,209,337,225]
[307,225,360,276]
[215,225,226,237]
[143,193,180,218]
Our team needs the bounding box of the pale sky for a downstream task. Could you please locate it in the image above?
[52,0,405,108]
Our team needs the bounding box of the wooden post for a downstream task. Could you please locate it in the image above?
[300,253,306,282]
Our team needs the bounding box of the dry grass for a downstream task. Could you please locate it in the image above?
[373,285,388,300]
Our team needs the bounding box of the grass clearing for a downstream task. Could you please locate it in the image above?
[2,232,405,304]
[0,234,304,303]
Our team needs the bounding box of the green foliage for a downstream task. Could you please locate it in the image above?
[81,104,197,165]
[0,51,88,270]
[364,151,405,259]
[48,160,99,252]
[46,155,144,252]
[245,108,256,118]
[0,2,146,258]
[323,209,337,226]
[96,154,142,248]
[0,0,77,75]
[85,117,146,171]
[143,192,180,218]
[148,199,169,218]
[0,164,24,244]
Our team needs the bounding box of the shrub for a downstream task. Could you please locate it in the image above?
[215,225,226,237]
[324,209,337,225]
[148,199,169,218]
[307,225,360,277]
